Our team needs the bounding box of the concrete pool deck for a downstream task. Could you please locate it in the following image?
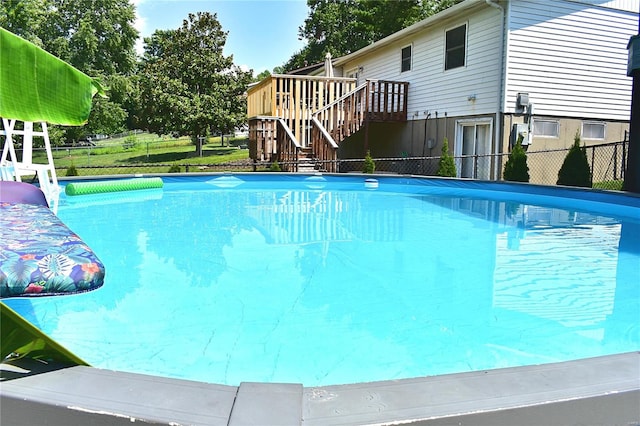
[1,352,638,425]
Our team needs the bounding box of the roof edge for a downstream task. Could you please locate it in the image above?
[333,0,488,67]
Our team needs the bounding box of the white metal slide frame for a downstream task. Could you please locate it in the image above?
[0,118,60,213]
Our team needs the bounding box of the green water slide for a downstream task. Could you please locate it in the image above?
[1,28,101,370]
[1,302,88,368]
[0,28,103,124]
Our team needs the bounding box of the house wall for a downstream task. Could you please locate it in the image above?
[504,0,637,120]
[339,4,504,120]
[332,0,637,182]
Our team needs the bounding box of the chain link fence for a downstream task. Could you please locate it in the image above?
[15,139,629,190]
[313,140,629,190]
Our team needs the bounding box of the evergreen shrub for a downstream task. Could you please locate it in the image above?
[65,164,79,176]
[557,132,591,187]
[363,150,375,174]
[503,136,530,182]
[436,138,456,177]
[269,161,281,172]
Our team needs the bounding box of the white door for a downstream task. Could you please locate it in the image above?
[456,120,492,180]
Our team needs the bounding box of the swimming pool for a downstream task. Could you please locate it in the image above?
[5,174,639,387]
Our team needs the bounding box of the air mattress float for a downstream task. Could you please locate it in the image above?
[0,182,105,298]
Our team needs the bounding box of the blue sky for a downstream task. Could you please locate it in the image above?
[133,0,309,75]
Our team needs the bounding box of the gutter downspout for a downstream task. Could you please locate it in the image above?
[486,0,506,180]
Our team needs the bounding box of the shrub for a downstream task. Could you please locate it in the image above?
[503,136,530,182]
[363,150,375,174]
[65,164,79,176]
[168,165,181,173]
[436,137,456,177]
[269,161,281,172]
[557,132,591,187]
[123,134,138,150]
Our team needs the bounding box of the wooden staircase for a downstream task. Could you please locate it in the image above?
[248,78,408,173]
[297,147,318,173]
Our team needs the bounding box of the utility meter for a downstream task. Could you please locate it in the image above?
[514,123,532,146]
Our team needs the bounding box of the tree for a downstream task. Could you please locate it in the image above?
[0,0,49,46]
[1,0,138,142]
[557,132,592,187]
[138,12,253,156]
[437,137,456,177]
[503,136,530,182]
[255,70,272,82]
[284,0,462,71]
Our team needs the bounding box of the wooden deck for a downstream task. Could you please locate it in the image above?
[247,75,408,172]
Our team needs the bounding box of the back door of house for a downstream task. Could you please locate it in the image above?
[456,120,492,179]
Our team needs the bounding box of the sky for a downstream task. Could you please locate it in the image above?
[132,0,309,75]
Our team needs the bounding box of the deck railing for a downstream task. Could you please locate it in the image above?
[248,77,408,171]
[366,80,409,122]
[249,116,301,171]
[313,82,368,146]
[247,75,357,147]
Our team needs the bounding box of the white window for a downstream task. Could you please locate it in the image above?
[401,45,412,72]
[445,24,466,70]
[582,122,605,140]
[533,119,559,138]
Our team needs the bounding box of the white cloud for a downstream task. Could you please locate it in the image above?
[132,0,147,56]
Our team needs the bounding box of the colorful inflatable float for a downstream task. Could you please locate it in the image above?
[0,181,105,298]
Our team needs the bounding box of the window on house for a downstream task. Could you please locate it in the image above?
[533,119,559,138]
[582,121,605,140]
[401,45,412,72]
[445,24,466,70]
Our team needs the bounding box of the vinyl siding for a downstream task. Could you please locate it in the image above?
[340,5,504,119]
[505,0,637,119]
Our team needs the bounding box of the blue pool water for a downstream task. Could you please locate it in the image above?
[6,174,640,386]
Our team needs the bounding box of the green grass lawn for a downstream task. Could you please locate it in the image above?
[592,180,624,191]
[35,133,252,176]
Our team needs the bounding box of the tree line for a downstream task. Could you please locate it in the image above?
[1,0,460,152]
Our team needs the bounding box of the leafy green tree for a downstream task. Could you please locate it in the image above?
[437,137,456,177]
[1,0,138,141]
[255,70,272,82]
[285,0,462,71]
[0,0,49,46]
[503,136,530,182]
[138,12,254,156]
[557,132,592,187]
[1,0,137,75]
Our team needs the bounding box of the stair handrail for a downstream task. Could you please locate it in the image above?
[274,117,301,172]
[274,117,302,149]
[313,81,370,116]
[310,116,338,149]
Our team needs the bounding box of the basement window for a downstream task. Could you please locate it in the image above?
[582,121,605,140]
[445,24,466,70]
[401,45,412,72]
[533,119,559,138]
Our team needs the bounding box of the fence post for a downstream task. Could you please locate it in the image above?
[623,139,627,180]
[614,142,618,180]
[590,146,595,185]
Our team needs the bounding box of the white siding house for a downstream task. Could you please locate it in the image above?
[505,0,636,119]
[327,0,637,180]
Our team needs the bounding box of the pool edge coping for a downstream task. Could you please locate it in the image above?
[1,351,639,425]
